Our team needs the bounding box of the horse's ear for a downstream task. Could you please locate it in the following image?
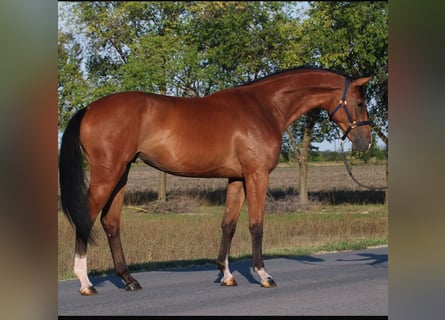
[353,77,371,86]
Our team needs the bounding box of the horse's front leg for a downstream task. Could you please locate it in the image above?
[245,171,277,288]
[216,178,245,286]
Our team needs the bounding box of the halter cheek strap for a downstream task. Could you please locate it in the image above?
[329,78,371,141]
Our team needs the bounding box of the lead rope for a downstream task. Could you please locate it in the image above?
[339,140,387,191]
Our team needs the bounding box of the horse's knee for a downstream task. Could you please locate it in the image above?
[249,222,263,238]
[221,220,237,235]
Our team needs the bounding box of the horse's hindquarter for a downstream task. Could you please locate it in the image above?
[80,92,147,167]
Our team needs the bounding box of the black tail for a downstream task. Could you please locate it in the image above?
[59,108,94,245]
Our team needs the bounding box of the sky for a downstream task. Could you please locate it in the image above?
[313,135,385,152]
[315,137,351,152]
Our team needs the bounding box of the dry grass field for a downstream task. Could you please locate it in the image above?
[58,161,388,280]
[123,160,387,210]
[126,160,386,193]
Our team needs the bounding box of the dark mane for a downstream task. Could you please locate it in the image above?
[239,66,355,87]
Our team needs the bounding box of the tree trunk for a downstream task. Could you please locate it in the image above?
[157,171,167,204]
[371,125,388,205]
[298,126,313,205]
[286,124,313,206]
[384,155,388,206]
[157,84,168,204]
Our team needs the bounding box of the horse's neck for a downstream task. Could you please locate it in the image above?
[254,77,339,133]
[282,89,331,131]
[269,73,344,132]
[224,71,343,133]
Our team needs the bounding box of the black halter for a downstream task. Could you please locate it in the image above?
[328,78,372,141]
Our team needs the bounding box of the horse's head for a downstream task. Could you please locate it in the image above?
[328,77,372,152]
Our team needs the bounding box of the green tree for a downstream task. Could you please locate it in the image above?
[303,1,388,132]
[58,29,89,130]
[280,2,388,203]
[186,1,289,90]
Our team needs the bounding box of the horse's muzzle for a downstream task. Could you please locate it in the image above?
[352,140,372,152]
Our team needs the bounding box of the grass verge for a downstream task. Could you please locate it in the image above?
[58,203,387,280]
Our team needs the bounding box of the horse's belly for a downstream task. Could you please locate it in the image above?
[138,147,242,178]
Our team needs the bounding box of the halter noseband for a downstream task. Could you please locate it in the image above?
[329,78,371,141]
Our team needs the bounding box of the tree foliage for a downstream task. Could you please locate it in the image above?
[280,1,388,189]
[302,1,388,136]
[58,29,89,129]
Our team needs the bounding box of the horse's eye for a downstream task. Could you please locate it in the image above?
[357,101,364,107]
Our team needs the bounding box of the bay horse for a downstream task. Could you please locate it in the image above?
[59,67,372,295]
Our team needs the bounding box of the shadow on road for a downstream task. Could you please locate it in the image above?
[89,249,387,289]
[336,252,388,267]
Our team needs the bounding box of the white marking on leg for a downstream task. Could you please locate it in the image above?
[255,267,273,283]
[74,254,93,291]
[221,256,235,285]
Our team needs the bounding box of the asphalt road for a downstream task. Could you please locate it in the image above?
[58,246,387,316]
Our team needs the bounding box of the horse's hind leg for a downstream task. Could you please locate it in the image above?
[73,182,107,295]
[100,163,142,291]
[74,162,136,295]
[74,235,97,295]
[216,178,245,286]
[73,164,119,295]
[73,167,121,295]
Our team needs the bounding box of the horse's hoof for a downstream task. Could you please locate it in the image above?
[221,277,238,286]
[125,281,143,291]
[261,277,277,288]
[80,286,98,296]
